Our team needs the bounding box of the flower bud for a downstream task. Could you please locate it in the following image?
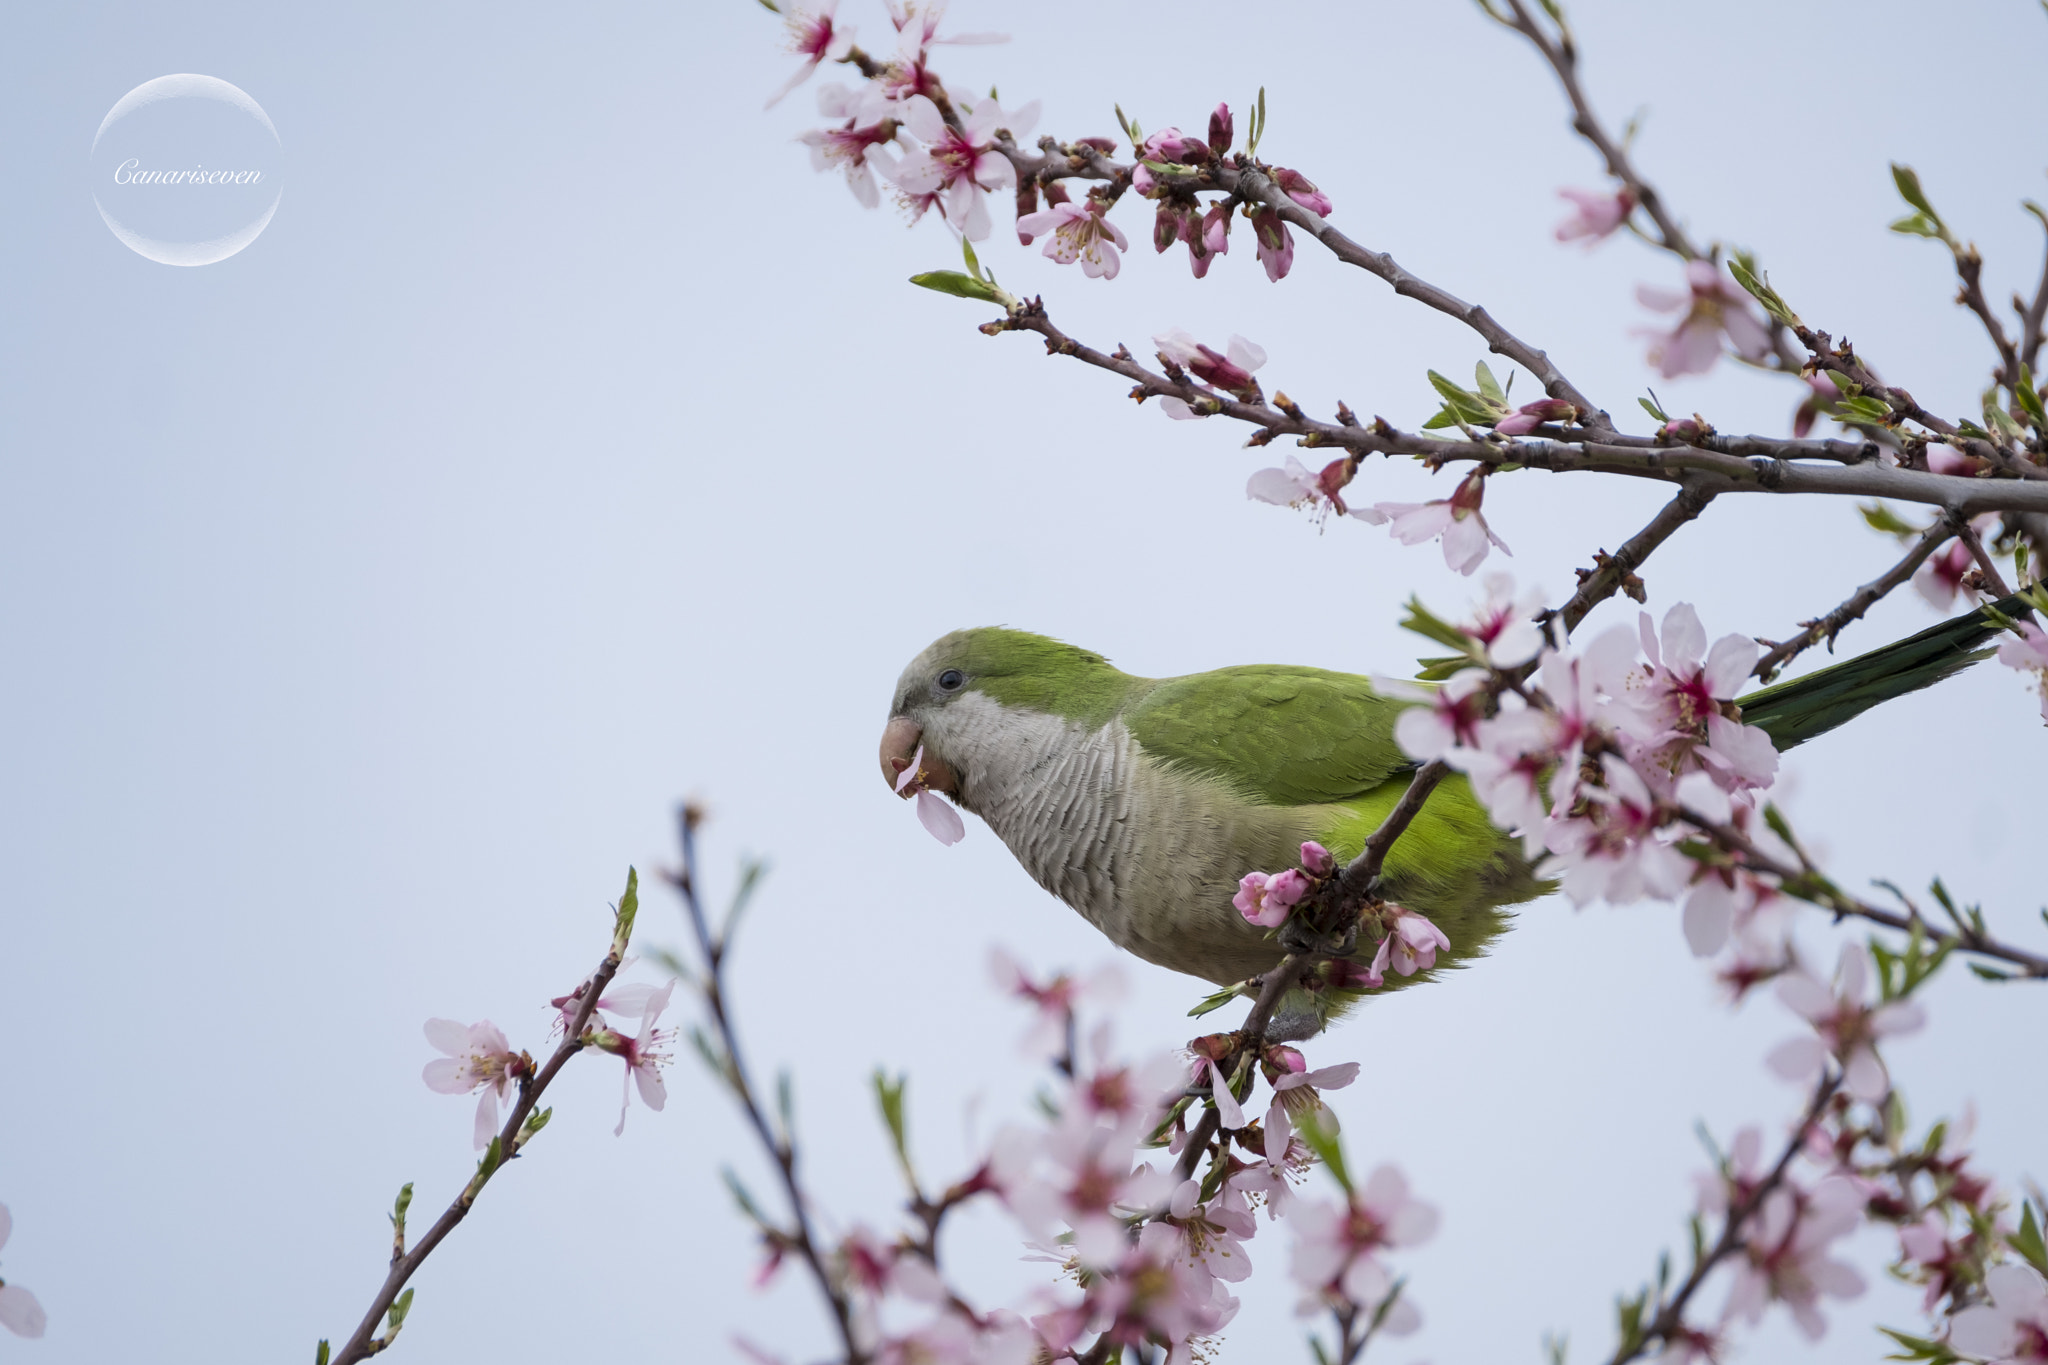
[1299,840,1336,876]
[1207,101,1233,155]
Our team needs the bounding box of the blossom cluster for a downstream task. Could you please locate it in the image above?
[781,953,1439,1365]
[424,971,675,1144]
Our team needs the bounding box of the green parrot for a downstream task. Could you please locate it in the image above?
[878,602,2014,1037]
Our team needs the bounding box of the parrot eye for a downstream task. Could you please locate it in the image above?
[936,668,965,693]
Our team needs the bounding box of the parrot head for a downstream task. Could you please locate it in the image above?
[879,627,1134,814]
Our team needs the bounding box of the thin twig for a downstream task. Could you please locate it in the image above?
[669,807,866,1365]
[1548,480,1717,638]
[1954,244,2023,389]
[2018,204,2048,374]
[1751,518,1956,681]
[330,947,623,1365]
[1606,1073,1842,1365]
[1953,514,2015,597]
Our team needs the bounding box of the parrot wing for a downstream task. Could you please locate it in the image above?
[1123,665,1414,806]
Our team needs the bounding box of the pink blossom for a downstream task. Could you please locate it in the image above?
[1541,753,1692,905]
[423,1017,528,1150]
[889,93,1036,241]
[895,742,967,844]
[1261,1048,1359,1159]
[884,1,1006,52]
[1766,944,1925,1102]
[590,979,675,1135]
[1950,1263,2048,1363]
[1493,397,1579,436]
[1998,620,2048,724]
[1273,167,1332,218]
[1014,199,1128,278]
[1368,905,1450,978]
[1792,373,1843,438]
[1637,260,1773,378]
[1357,470,1511,575]
[1388,670,1490,761]
[1915,540,1982,608]
[1554,185,1636,243]
[0,1205,46,1340]
[1156,1179,1257,1288]
[1722,1177,1867,1340]
[1233,867,1307,928]
[1251,207,1294,282]
[1154,328,1265,399]
[1300,840,1335,876]
[1927,444,1986,477]
[765,2,856,109]
[1207,102,1233,156]
[1289,1166,1437,1331]
[797,85,897,208]
[1245,454,1379,527]
[1465,573,1547,667]
[1620,603,1778,793]
[989,947,1123,1062]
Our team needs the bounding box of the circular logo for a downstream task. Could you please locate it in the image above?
[91,74,283,267]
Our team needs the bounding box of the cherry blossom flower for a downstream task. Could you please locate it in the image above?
[1014,199,1128,278]
[1388,670,1491,761]
[1493,397,1579,436]
[1251,207,1294,282]
[1950,1263,2048,1363]
[1637,260,1773,378]
[1369,905,1450,978]
[1188,1043,1249,1131]
[590,979,676,1135]
[0,1205,46,1340]
[1261,1047,1358,1157]
[1722,1176,1867,1340]
[1619,603,1779,793]
[1300,840,1335,876]
[1916,539,1982,608]
[765,2,856,109]
[1997,619,2048,723]
[896,742,967,844]
[989,947,1123,1062]
[1272,167,1331,217]
[889,93,1036,241]
[423,1017,528,1150]
[1357,470,1512,575]
[1233,867,1308,928]
[1154,329,1265,400]
[1766,943,1925,1102]
[1554,184,1636,242]
[1465,573,1547,667]
[1289,1166,1438,1330]
[1245,455,1380,527]
[798,84,898,208]
[1208,102,1233,155]
[1156,1179,1257,1288]
[884,1,1006,51]
[1542,753,1693,905]
[1090,1234,1239,1360]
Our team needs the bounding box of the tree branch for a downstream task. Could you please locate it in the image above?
[1751,518,1955,682]
[1548,479,1717,638]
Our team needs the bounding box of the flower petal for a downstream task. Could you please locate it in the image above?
[915,789,966,844]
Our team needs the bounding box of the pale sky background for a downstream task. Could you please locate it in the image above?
[2,3,2044,1363]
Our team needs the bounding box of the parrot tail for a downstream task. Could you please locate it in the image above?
[1735,593,2031,752]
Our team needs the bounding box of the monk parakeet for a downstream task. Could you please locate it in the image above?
[878,603,2011,1036]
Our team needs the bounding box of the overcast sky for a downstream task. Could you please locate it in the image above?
[2,2,2043,1363]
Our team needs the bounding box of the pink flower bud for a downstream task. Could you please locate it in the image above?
[1154,202,1183,253]
[1300,840,1335,876]
[1660,416,1708,442]
[1267,868,1310,910]
[1449,469,1488,518]
[1208,102,1233,156]
[1273,167,1332,217]
[1315,458,1357,516]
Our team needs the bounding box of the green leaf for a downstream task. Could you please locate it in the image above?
[1427,368,1504,423]
[1889,212,1945,240]
[909,270,1008,305]
[389,1181,414,1232]
[2012,1201,2048,1277]
[518,1106,553,1143]
[1890,163,1941,221]
[1727,252,1801,328]
[1879,1325,1965,1363]
[388,1287,415,1331]
[1412,654,1471,681]
[960,235,982,279]
[1638,393,1669,423]
[1968,962,2012,982]
[1188,985,1242,1018]
[872,1069,909,1160]
[1834,395,1893,425]
[1421,407,1460,430]
[1474,361,1508,406]
[722,857,769,951]
[1294,1107,1352,1193]
[611,867,640,956]
[1859,502,1919,538]
[316,1341,331,1365]
[721,1166,772,1226]
[2015,364,2048,429]
[1399,595,1479,653]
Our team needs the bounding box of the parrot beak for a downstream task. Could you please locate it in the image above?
[880,715,957,797]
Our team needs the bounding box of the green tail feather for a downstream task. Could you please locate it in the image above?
[1737,593,2031,751]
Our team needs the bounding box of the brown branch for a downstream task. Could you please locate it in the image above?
[1682,812,2048,980]
[2019,203,2048,374]
[1955,244,2023,389]
[1548,480,1717,638]
[1751,518,1956,682]
[1334,760,1453,902]
[1606,1073,1842,1365]
[669,808,865,1364]
[991,298,2048,517]
[1953,514,2015,597]
[330,946,624,1365]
